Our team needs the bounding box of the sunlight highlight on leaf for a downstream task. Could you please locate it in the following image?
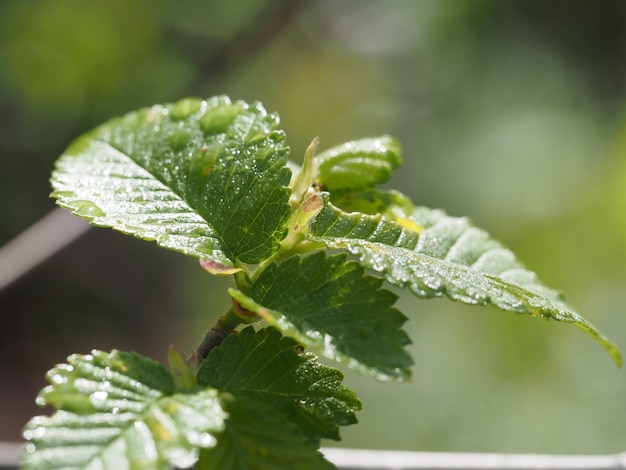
[310,193,622,366]
[51,96,292,266]
[23,350,225,469]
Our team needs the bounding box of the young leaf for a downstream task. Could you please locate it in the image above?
[310,192,622,365]
[51,96,292,267]
[23,350,225,469]
[316,136,402,192]
[229,253,414,381]
[197,398,336,470]
[197,327,361,442]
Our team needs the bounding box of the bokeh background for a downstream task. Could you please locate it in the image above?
[1,0,626,454]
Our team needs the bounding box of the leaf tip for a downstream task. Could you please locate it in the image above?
[608,344,623,368]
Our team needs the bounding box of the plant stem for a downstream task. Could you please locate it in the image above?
[193,308,241,361]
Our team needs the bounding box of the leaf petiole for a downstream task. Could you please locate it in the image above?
[193,308,243,364]
[289,137,320,208]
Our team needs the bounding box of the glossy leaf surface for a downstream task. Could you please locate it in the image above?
[230,253,413,381]
[197,327,361,442]
[310,191,622,365]
[23,350,225,469]
[197,398,335,470]
[51,96,292,267]
[316,135,402,191]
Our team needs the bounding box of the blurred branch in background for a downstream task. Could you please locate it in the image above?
[322,448,626,470]
[0,209,89,292]
[1,443,626,469]
[176,0,308,93]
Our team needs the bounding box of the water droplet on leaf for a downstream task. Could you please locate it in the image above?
[72,200,105,218]
[90,391,108,403]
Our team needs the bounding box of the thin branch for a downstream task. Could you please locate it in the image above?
[0,442,22,467]
[320,448,626,470]
[3,443,626,469]
[193,319,232,362]
[0,208,90,292]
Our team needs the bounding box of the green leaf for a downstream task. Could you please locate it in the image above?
[310,192,622,366]
[197,327,361,442]
[22,350,225,469]
[329,187,416,218]
[316,136,402,192]
[51,96,292,266]
[168,346,197,390]
[229,253,413,381]
[197,398,336,470]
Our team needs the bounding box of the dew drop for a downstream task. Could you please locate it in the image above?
[72,200,105,218]
[24,427,45,440]
[91,391,108,403]
[198,433,215,447]
[169,449,198,469]
[49,373,68,385]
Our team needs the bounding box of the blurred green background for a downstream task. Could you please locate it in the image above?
[1,0,625,453]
